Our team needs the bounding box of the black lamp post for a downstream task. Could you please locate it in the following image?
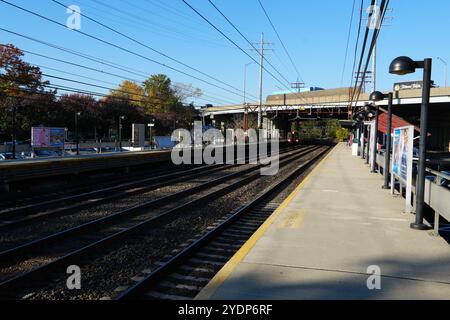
[75,112,81,156]
[119,115,125,152]
[363,104,375,165]
[356,113,366,158]
[354,106,373,162]
[370,91,394,188]
[370,105,379,173]
[389,56,432,230]
[148,119,155,150]
[358,121,363,156]
[11,106,17,160]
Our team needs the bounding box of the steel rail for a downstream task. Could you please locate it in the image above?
[116,146,331,299]
[0,146,319,298]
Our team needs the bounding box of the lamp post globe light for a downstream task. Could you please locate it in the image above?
[75,112,81,156]
[389,56,432,231]
[370,91,394,189]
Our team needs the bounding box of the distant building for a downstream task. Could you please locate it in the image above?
[270,87,324,95]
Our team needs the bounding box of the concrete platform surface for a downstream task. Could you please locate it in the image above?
[197,143,450,300]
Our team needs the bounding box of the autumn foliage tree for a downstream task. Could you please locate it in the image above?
[0,43,202,143]
[0,44,56,141]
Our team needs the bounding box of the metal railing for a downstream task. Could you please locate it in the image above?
[374,150,450,234]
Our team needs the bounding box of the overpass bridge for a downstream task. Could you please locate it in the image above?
[202,86,450,151]
[203,86,450,116]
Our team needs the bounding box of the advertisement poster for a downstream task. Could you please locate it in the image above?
[32,127,66,148]
[391,126,414,213]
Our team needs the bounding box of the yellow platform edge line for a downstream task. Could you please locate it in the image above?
[195,144,339,300]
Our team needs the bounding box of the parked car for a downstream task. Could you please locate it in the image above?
[79,148,97,154]
[33,150,60,158]
[0,153,16,161]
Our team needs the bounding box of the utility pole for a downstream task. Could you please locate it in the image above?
[258,32,264,129]
[250,33,272,130]
[291,80,305,93]
[367,1,394,92]
[372,43,377,93]
[354,71,372,93]
[371,0,378,93]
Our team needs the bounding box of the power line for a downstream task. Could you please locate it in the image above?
[352,0,390,109]
[257,0,304,83]
[36,61,236,105]
[40,71,236,106]
[36,64,121,87]
[346,0,364,112]
[82,0,232,49]
[181,0,294,95]
[340,0,357,87]
[205,0,293,88]
[6,79,206,108]
[52,0,248,97]
[201,0,309,106]
[348,0,376,112]
[144,0,204,25]
[0,0,257,101]
[3,52,236,106]
[30,53,236,105]
[1,31,238,105]
[21,48,145,82]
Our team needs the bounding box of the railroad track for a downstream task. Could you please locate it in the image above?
[1,144,298,210]
[0,145,318,299]
[0,145,299,230]
[116,146,331,300]
[0,161,187,208]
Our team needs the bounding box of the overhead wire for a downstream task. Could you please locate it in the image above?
[340,0,357,87]
[257,0,304,83]
[51,0,257,99]
[348,0,376,109]
[183,0,310,106]
[0,0,258,101]
[0,33,237,105]
[352,0,390,109]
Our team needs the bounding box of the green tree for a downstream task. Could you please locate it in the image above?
[142,74,178,113]
[336,128,350,142]
[109,80,145,106]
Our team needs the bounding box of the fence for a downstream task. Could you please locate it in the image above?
[375,151,450,234]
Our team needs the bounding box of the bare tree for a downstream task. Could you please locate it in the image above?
[172,83,202,103]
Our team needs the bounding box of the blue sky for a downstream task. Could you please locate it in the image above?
[1,0,449,106]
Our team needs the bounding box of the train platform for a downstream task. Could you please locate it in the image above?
[0,150,172,188]
[196,143,450,300]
